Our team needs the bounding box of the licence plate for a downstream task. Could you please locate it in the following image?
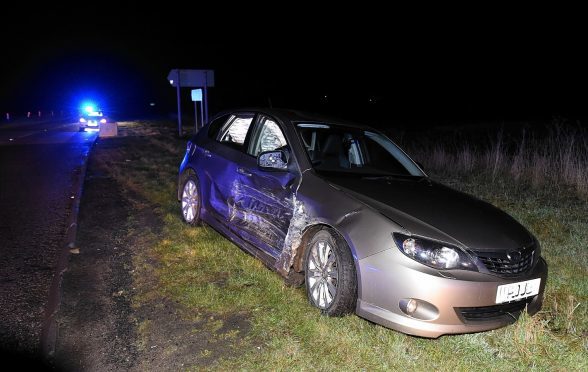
[495,278,541,304]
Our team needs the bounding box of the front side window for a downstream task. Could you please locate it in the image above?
[248,115,288,157]
[296,123,424,177]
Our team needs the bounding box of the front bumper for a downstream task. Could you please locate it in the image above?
[356,249,547,338]
[80,121,100,130]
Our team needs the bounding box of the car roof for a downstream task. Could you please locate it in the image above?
[212,108,371,130]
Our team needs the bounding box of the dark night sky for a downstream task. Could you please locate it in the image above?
[2,5,587,125]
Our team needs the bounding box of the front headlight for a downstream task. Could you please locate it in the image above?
[393,233,477,271]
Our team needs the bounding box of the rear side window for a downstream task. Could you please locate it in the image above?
[218,113,255,151]
[207,114,231,139]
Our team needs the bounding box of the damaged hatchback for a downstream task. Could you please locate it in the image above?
[177,108,547,338]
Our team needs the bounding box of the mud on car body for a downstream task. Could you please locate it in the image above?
[177,108,547,338]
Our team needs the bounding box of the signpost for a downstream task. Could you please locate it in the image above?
[167,69,215,136]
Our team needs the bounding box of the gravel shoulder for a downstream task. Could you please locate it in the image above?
[53,138,139,371]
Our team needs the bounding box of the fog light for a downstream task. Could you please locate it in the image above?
[406,299,418,314]
[399,298,439,321]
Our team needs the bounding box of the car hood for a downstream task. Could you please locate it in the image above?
[322,175,533,252]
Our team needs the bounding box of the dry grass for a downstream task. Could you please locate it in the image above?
[399,120,588,197]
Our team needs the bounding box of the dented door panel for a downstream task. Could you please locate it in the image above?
[229,155,298,257]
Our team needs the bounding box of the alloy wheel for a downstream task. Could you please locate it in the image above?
[181,179,199,223]
[307,239,339,309]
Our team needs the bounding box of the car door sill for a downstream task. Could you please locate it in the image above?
[203,216,278,270]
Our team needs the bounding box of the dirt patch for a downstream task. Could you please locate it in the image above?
[53,127,252,370]
[133,298,251,370]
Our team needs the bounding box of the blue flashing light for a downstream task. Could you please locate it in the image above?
[81,100,98,114]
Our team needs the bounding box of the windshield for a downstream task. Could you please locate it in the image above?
[296,123,424,177]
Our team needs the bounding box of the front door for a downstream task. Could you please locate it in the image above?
[229,114,299,256]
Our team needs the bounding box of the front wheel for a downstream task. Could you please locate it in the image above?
[304,228,357,316]
[180,175,201,225]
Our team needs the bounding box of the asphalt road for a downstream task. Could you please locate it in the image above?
[0,119,97,359]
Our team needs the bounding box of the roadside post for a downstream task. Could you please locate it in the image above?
[203,71,209,125]
[176,70,182,135]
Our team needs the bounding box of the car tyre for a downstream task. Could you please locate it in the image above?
[180,174,201,225]
[304,228,357,316]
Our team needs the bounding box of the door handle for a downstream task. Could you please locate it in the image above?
[237,167,252,177]
[203,149,212,158]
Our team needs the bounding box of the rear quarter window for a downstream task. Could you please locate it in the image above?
[207,114,231,139]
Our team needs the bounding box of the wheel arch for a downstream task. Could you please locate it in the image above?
[293,223,361,299]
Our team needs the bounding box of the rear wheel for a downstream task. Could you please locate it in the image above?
[180,175,201,225]
[304,228,357,316]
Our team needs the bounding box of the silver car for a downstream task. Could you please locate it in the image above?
[177,108,547,338]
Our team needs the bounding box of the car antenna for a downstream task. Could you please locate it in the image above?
[267,96,273,108]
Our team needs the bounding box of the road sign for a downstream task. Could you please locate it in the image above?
[167,70,214,88]
[191,89,203,102]
[168,70,214,136]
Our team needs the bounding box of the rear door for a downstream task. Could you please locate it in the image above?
[199,112,256,223]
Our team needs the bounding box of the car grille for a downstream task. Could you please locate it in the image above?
[457,297,534,323]
[476,244,535,277]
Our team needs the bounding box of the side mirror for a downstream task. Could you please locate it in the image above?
[258,150,288,171]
